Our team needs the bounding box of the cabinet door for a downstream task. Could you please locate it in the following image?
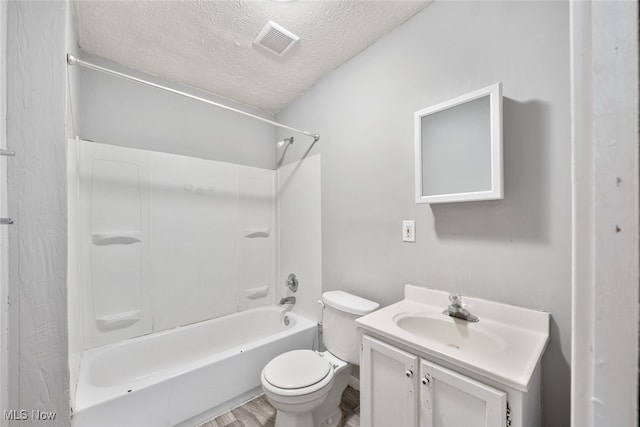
[361,335,419,427]
[420,360,506,427]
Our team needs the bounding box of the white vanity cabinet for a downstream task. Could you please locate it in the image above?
[419,358,506,427]
[361,335,534,427]
[361,335,419,427]
[355,285,549,427]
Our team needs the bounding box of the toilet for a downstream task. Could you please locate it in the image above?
[261,291,379,427]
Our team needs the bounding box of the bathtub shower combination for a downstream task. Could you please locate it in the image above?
[73,307,315,427]
[68,140,322,426]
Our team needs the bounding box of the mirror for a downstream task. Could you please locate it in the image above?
[414,83,503,204]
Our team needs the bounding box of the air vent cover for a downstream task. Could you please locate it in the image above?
[254,21,299,57]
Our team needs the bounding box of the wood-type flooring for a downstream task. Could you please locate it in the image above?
[198,386,360,427]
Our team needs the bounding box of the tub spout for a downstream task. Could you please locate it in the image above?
[279,296,296,305]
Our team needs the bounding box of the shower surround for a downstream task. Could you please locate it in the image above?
[71,139,277,349]
[67,139,322,424]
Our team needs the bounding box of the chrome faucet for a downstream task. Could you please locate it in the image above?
[279,296,296,305]
[443,294,478,322]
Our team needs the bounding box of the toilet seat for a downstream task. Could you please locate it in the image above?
[262,350,334,397]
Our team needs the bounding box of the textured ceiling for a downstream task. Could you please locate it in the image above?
[72,0,431,113]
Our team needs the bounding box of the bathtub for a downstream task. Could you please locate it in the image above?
[72,306,316,427]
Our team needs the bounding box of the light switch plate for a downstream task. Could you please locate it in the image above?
[402,220,415,242]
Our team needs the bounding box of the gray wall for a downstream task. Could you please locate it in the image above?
[276,2,571,426]
[76,55,276,169]
[6,1,70,425]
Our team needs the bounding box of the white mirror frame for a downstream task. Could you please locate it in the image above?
[414,82,503,204]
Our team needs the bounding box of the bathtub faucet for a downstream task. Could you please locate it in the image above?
[279,296,296,305]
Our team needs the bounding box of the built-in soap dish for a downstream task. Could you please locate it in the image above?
[244,229,270,238]
[246,286,269,300]
[92,231,142,246]
[96,310,141,331]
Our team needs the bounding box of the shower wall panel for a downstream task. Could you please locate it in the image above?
[78,142,152,349]
[150,153,241,331]
[74,140,276,350]
[238,167,277,311]
[91,160,144,327]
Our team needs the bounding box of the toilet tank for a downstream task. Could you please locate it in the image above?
[322,291,379,364]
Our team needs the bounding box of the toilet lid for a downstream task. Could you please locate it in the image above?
[263,350,331,389]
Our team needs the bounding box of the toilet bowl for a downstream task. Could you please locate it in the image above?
[261,291,379,427]
[261,350,351,427]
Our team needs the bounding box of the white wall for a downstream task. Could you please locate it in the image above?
[0,0,13,421]
[6,1,70,425]
[76,55,276,169]
[276,2,571,426]
[571,1,639,425]
[66,138,82,410]
[0,0,9,420]
[66,2,82,411]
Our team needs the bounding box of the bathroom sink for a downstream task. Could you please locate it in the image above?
[393,313,507,353]
[355,285,550,391]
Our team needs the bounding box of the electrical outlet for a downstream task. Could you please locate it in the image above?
[402,220,415,242]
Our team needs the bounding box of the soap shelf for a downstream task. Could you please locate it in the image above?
[244,228,270,238]
[96,310,141,331]
[246,285,270,300]
[92,231,142,246]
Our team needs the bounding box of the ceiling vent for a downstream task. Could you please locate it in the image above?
[253,21,299,57]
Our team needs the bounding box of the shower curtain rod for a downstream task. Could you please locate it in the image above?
[66,54,320,143]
